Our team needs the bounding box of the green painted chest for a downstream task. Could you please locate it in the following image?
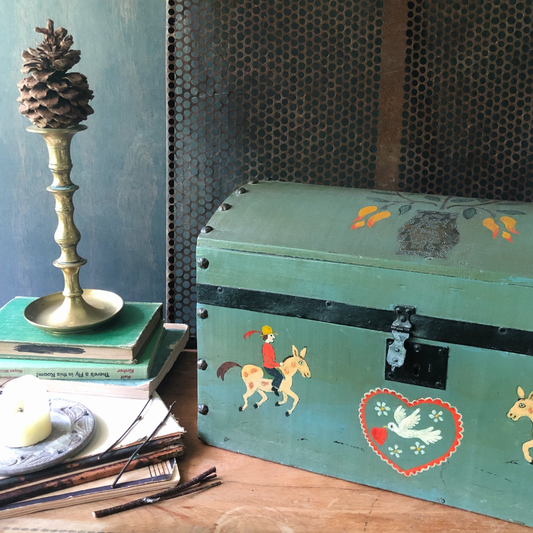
[196,181,533,527]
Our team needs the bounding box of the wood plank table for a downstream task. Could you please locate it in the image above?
[0,351,529,533]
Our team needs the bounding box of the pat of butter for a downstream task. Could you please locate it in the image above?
[0,375,52,448]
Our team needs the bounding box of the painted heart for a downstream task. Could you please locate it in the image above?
[371,427,388,446]
[359,388,463,477]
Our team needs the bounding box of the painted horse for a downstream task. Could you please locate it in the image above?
[217,345,311,416]
[507,386,533,463]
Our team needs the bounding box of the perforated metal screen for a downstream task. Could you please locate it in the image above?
[400,0,533,200]
[166,0,533,334]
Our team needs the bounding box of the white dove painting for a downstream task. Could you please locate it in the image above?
[387,406,442,445]
[360,388,464,477]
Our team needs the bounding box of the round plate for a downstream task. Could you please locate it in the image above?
[24,289,123,334]
[0,398,96,476]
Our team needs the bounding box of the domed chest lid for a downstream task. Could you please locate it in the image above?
[199,180,533,288]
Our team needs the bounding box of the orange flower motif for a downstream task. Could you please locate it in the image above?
[500,216,519,235]
[482,218,499,239]
[352,220,366,229]
[483,216,519,243]
[368,211,391,228]
[353,206,377,223]
[351,205,391,230]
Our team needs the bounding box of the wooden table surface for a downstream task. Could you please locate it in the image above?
[0,351,530,533]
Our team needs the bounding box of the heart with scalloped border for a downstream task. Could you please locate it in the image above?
[359,388,464,476]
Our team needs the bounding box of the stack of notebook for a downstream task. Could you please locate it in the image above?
[0,393,185,518]
[0,297,189,399]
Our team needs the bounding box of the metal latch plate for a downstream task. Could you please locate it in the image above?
[386,305,415,370]
[385,341,449,390]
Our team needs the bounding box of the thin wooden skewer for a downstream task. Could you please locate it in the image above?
[111,401,176,488]
[93,467,219,518]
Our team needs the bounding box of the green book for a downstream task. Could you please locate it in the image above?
[0,297,162,363]
[0,325,190,399]
[0,322,165,381]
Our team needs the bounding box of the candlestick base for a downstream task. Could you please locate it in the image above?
[0,398,95,476]
[24,290,123,334]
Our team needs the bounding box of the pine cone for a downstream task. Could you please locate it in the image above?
[17,20,94,128]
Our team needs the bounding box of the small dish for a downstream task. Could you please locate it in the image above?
[0,398,96,476]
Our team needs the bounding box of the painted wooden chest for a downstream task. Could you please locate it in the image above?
[196,180,533,527]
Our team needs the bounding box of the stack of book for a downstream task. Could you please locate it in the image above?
[0,297,189,399]
[0,298,191,517]
[0,393,185,518]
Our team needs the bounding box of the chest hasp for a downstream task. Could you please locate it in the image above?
[385,305,449,391]
[386,306,415,370]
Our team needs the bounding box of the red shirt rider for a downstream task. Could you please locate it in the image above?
[244,325,283,394]
[261,327,283,393]
[262,341,279,369]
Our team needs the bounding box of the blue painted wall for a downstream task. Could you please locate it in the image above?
[0,1,167,307]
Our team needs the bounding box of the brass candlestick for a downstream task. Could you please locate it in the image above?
[23,126,123,333]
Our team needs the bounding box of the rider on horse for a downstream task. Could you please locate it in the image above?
[244,325,284,395]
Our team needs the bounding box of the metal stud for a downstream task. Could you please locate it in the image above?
[236,187,247,195]
[201,225,213,234]
[218,203,232,212]
[197,359,208,370]
[197,257,209,269]
[198,404,209,415]
[197,308,208,319]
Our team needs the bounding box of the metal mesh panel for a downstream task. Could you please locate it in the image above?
[399,0,533,200]
[167,0,533,334]
[166,0,383,331]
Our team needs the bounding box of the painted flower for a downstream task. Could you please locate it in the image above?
[351,206,391,230]
[375,401,390,416]
[388,445,402,458]
[429,410,444,422]
[482,216,519,243]
[410,442,426,455]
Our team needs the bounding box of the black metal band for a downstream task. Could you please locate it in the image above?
[197,283,533,357]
